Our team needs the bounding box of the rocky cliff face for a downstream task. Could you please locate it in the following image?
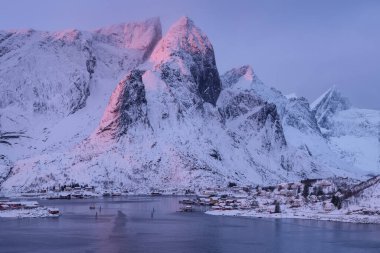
[151,17,221,106]
[218,66,287,153]
[97,69,150,138]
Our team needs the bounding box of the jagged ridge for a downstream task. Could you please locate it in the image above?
[0,17,378,194]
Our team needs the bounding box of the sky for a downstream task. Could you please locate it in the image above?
[1,0,379,109]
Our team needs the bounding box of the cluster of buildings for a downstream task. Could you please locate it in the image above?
[0,200,39,210]
[180,179,340,214]
[0,200,60,217]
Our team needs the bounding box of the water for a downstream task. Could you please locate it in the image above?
[0,196,379,253]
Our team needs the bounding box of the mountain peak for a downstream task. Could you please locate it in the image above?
[234,65,255,81]
[150,16,212,64]
[93,17,162,58]
[221,65,260,89]
[311,86,351,128]
[285,93,297,99]
[150,17,221,106]
[311,86,350,111]
[174,16,194,28]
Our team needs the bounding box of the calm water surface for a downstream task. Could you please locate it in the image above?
[0,196,379,253]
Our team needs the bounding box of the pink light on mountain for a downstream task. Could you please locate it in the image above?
[150,16,212,65]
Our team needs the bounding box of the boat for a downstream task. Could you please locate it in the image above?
[59,194,71,199]
[71,191,84,199]
[23,201,39,209]
[151,192,162,196]
[180,205,193,212]
[0,204,10,210]
[48,207,60,215]
[179,199,195,205]
[211,205,222,210]
[46,193,71,200]
[46,194,60,200]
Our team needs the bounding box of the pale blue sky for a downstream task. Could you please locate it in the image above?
[1,0,379,109]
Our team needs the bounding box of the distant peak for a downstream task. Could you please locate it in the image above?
[221,65,259,89]
[94,17,161,33]
[93,17,162,54]
[51,29,82,42]
[325,85,338,94]
[239,65,255,81]
[311,85,349,111]
[311,86,351,127]
[285,93,297,99]
[8,28,36,34]
[323,85,336,96]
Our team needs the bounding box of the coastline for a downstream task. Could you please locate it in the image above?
[206,209,380,224]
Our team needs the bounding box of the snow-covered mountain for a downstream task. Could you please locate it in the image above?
[0,18,161,150]
[311,87,380,175]
[219,66,359,176]
[0,17,378,193]
[0,17,162,187]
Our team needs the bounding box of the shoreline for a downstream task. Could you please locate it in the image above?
[206,209,380,224]
[2,194,379,224]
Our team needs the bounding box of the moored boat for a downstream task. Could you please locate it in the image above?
[48,207,60,215]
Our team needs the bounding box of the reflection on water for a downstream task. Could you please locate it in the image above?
[0,196,379,253]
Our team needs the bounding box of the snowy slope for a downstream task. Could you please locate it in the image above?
[0,18,162,184]
[1,17,290,192]
[219,66,356,176]
[312,87,380,174]
[353,180,380,209]
[0,17,377,194]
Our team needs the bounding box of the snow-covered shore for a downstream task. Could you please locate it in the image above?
[0,207,60,218]
[200,177,380,224]
[206,208,380,224]
[0,200,60,218]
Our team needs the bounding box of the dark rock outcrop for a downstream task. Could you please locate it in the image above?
[152,17,221,106]
[97,69,150,138]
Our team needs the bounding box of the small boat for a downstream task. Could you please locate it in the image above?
[59,194,71,200]
[71,192,84,199]
[0,204,10,210]
[211,205,222,210]
[46,194,60,200]
[179,199,195,205]
[46,193,71,200]
[180,205,193,212]
[23,201,39,209]
[89,204,96,210]
[48,207,60,215]
[151,192,162,196]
